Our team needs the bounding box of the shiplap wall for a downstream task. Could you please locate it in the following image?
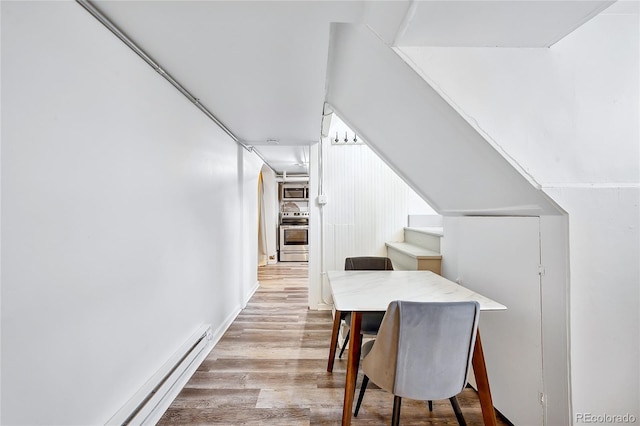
[321,133,435,273]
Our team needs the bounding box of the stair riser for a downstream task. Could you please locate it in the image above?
[404,229,441,252]
[387,246,442,275]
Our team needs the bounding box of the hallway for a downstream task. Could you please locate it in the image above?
[158,263,508,425]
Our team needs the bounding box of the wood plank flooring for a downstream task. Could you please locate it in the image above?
[158,262,511,425]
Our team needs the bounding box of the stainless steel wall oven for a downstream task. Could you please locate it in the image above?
[279,211,309,262]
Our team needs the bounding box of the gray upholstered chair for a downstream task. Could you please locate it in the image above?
[333,257,394,359]
[354,300,480,426]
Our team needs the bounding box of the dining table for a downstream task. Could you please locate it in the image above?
[326,270,507,426]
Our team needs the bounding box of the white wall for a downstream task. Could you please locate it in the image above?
[398,2,639,421]
[309,120,435,309]
[1,2,262,424]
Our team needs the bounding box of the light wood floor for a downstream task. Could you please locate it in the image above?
[158,262,510,425]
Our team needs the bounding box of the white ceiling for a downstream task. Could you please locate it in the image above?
[88,0,615,175]
[396,0,616,47]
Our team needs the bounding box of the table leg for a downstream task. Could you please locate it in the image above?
[327,309,342,372]
[472,329,498,426]
[342,311,362,426]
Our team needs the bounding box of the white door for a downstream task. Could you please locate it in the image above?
[453,216,544,425]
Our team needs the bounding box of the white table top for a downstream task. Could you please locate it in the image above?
[328,270,506,312]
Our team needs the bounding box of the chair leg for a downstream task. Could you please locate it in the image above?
[354,375,369,417]
[338,330,350,359]
[449,396,467,426]
[391,395,402,426]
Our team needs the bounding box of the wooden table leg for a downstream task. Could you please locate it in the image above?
[472,329,498,426]
[327,310,342,372]
[342,311,362,426]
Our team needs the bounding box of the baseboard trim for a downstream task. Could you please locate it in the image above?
[106,307,242,426]
[245,281,260,308]
[314,303,333,311]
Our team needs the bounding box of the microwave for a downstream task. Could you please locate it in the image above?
[281,183,309,200]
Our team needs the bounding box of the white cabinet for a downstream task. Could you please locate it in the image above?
[442,216,544,425]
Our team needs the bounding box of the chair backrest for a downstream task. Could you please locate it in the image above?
[344,256,394,271]
[361,300,480,401]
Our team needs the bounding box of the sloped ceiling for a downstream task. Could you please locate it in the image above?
[326,23,562,216]
[394,0,615,47]
[84,0,614,176]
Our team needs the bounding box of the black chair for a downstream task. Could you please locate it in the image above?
[331,257,394,360]
[344,256,393,271]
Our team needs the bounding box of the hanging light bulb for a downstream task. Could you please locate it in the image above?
[334,132,339,144]
[353,134,358,143]
[344,132,349,143]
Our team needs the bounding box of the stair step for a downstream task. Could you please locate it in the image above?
[385,242,442,274]
[405,227,443,237]
[385,241,442,259]
[404,227,443,252]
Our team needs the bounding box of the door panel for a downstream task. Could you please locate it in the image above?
[454,217,543,425]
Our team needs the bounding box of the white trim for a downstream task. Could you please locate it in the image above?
[105,325,209,425]
[315,303,333,311]
[106,305,242,426]
[244,281,260,308]
[210,306,243,346]
[137,337,213,426]
[139,306,243,425]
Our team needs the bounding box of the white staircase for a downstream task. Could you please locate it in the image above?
[385,227,443,274]
[325,24,559,216]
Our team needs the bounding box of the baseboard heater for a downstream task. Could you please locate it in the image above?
[107,325,213,426]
